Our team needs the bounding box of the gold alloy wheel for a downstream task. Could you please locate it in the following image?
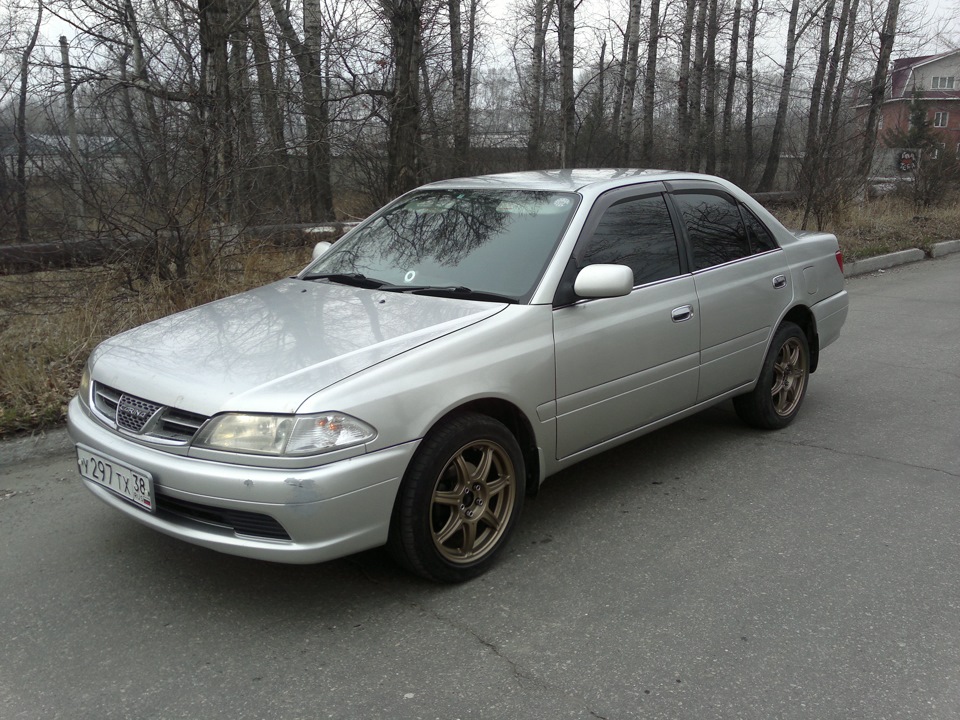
[771,336,808,417]
[429,439,518,564]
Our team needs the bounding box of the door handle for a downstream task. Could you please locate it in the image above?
[671,305,694,322]
[772,274,787,289]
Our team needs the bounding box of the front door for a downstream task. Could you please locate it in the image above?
[553,188,701,459]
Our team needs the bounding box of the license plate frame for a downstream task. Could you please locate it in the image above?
[77,444,155,513]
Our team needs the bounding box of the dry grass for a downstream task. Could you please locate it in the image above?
[2,193,958,439]
[775,191,960,261]
[0,245,311,437]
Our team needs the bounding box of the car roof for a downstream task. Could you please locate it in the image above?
[421,168,706,194]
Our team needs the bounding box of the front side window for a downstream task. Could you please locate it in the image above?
[303,189,579,301]
[932,76,956,90]
[934,111,949,128]
[672,192,751,271]
[580,194,681,286]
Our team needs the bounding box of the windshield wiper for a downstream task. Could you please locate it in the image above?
[301,272,387,289]
[384,285,518,304]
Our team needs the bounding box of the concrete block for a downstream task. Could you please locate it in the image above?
[931,240,960,258]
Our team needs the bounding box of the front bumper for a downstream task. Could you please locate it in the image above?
[67,397,418,564]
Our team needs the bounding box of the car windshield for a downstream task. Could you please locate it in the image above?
[302,189,580,302]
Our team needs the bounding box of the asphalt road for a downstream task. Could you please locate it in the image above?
[2,253,959,720]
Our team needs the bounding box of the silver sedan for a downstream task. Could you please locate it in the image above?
[67,169,849,582]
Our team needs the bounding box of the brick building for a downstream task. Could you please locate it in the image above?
[864,49,960,172]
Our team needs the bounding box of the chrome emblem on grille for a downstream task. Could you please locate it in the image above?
[116,394,161,433]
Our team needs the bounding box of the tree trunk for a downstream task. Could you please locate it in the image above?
[198,0,232,225]
[384,0,423,194]
[618,0,642,164]
[449,0,469,172]
[756,0,800,191]
[720,0,742,175]
[827,0,859,142]
[677,0,697,169]
[526,0,554,168]
[303,0,335,217]
[743,0,759,185]
[59,37,85,230]
[14,2,43,243]
[641,0,661,164]
[818,0,851,139]
[268,0,335,217]
[702,0,719,173]
[805,0,835,155]
[558,0,576,166]
[689,0,707,170]
[248,1,291,211]
[858,0,898,178]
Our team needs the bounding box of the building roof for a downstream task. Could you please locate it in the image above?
[890,48,960,100]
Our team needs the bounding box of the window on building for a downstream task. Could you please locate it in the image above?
[931,76,956,90]
[933,111,949,128]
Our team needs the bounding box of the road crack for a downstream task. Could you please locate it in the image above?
[407,600,613,718]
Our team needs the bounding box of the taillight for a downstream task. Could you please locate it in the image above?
[835,250,844,273]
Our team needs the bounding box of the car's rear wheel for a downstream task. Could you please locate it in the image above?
[734,321,810,429]
[389,413,524,582]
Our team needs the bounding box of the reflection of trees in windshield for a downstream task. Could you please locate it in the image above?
[315,190,577,297]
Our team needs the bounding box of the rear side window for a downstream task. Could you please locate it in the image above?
[581,194,681,286]
[740,204,779,253]
[672,192,751,271]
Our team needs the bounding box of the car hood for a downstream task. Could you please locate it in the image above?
[90,279,507,416]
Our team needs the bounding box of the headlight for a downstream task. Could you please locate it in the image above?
[78,364,91,405]
[193,412,377,456]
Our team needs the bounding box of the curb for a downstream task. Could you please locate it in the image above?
[0,428,74,468]
[844,240,960,277]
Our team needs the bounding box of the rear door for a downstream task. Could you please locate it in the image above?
[552,185,700,459]
[666,182,792,402]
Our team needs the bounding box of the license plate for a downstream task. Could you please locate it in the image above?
[77,445,155,513]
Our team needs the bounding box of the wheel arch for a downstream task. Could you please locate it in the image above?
[432,399,542,497]
[781,304,820,373]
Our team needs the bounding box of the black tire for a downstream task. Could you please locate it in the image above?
[733,321,810,430]
[388,412,525,583]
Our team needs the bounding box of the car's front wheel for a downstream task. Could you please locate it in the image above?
[388,412,525,583]
[734,321,810,429]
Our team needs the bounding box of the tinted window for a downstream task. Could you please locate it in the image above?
[581,194,681,286]
[740,204,778,253]
[673,192,751,271]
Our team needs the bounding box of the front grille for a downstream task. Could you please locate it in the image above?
[93,382,209,443]
[156,495,291,541]
[117,395,161,433]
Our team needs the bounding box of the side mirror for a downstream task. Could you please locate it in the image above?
[311,241,333,260]
[573,264,634,299]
